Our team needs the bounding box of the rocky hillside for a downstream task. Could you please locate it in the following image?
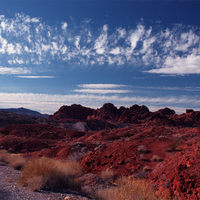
[0,103,200,199]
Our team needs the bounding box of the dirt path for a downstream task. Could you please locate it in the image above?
[0,163,89,200]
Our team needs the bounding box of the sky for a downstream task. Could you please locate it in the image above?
[0,0,200,114]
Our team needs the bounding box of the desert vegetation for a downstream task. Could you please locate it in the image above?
[137,145,147,153]
[152,155,162,162]
[0,150,26,170]
[168,138,181,152]
[95,177,158,200]
[0,151,165,199]
[19,157,83,191]
[101,169,115,182]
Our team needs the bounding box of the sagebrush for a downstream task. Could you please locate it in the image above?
[95,177,158,200]
[20,157,83,191]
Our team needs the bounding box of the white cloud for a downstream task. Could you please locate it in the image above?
[103,24,108,32]
[77,84,127,89]
[75,36,81,50]
[135,86,200,92]
[74,89,130,94]
[140,37,156,54]
[17,76,55,78]
[62,22,68,30]
[117,28,126,39]
[145,55,200,74]
[0,66,31,74]
[110,47,120,55]
[0,13,200,75]
[94,25,108,54]
[128,25,145,50]
[7,43,16,54]
[0,36,7,54]
[175,30,199,52]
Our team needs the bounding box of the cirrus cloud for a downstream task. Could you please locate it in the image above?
[0,13,200,75]
[0,66,31,74]
[145,55,200,75]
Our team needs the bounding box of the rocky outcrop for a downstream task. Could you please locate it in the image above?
[117,104,150,123]
[50,103,200,128]
[88,103,150,124]
[156,107,176,116]
[172,110,200,127]
[87,103,123,121]
[49,104,94,122]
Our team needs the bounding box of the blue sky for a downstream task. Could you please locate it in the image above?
[0,0,200,114]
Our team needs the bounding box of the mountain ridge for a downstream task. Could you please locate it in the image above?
[0,107,48,118]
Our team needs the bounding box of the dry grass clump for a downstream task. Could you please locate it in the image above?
[20,157,83,191]
[101,170,115,182]
[168,139,180,152]
[137,145,147,153]
[0,150,8,162]
[143,165,150,172]
[152,155,162,162]
[139,154,145,161]
[0,150,26,170]
[95,177,158,200]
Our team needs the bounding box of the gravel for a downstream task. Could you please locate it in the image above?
[0,163,90,200]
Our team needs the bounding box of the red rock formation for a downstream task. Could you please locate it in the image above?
[117,104,150,123]
[87,103,123,121]
[49,103,200,128]
[171,110,200,127]
[156,107,176,116]
[49,104,94,122]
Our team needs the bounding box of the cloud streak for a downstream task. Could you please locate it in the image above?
[0,13,200,75]
[75,84,131,94]
[74,89,130,94]
[77,84,128,89]
[17,76,55,78]
[0,66,31,74]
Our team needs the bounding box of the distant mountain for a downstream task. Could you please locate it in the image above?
[0,107,48,118]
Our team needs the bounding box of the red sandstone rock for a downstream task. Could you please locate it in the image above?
[88,103,122,121]
[49,104,94,122]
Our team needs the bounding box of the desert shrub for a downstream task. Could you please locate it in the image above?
[168,139,180,152]
[139,154,145,161]
[101,170,115,182]
[152,155,161,162]
[143,165,150,172]
[137,145,147,153]
[20,157,83,191]
[0,150,26,170]
[156,190,178,200]
[0,149,8,162]
[6,154,26,170]
[95,177,158,200]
